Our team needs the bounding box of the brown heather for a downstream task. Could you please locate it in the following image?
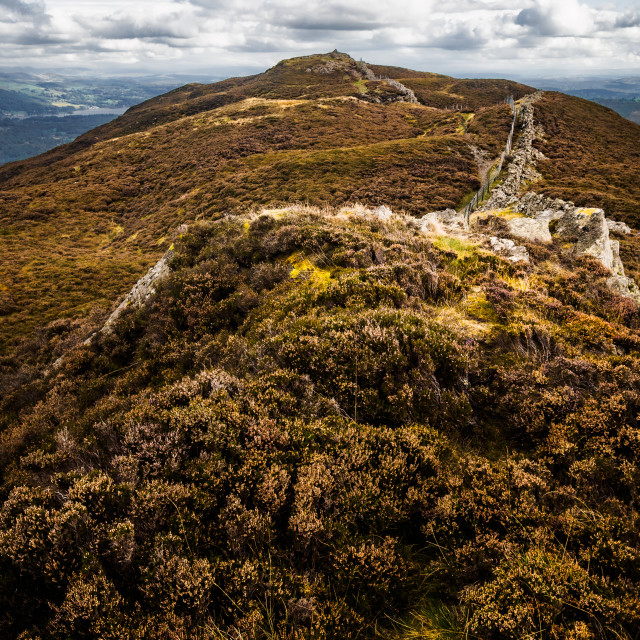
[1,52,640,640]
[0,52,521,354]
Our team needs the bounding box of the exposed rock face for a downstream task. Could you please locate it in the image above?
[488,236,529,263]
[99,249,174,336]
[507,217,552,244]
[510,193,633,284]
[514,192,571,220]
[482,92,545,210]
[611,240,626,276]
[357,61,419,104]
[555,207,614,272]
[373,205,394,221]
[608,219,632,235]
[607,274,640,303]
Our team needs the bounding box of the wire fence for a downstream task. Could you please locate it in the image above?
[462,96,518,226]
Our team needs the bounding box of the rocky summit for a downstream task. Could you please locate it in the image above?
[2,52,640,640]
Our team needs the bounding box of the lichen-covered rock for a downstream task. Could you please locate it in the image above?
[607,274,640,304]
[489,236,530,263]
[507,217,552,244]
[514,192,573,219]
[555,207,614,272]
[607,219,632,235]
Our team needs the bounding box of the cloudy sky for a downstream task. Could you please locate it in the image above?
[1,0,639,78]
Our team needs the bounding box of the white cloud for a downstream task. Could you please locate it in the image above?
[0,0,637,76]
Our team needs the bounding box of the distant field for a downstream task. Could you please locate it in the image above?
[528,75,640,125]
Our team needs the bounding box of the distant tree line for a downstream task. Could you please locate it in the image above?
[0,114,118,165]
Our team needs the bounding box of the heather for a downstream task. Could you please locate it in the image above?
[2,209,640,639]
[0,60,517,353]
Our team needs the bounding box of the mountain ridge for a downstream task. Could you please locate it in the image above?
[2,53,640,638]
[0,52,534,356]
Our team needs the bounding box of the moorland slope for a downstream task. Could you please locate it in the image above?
[0,52,528,354]
[2,51,640,640]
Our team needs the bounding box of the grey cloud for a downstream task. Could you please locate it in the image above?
[176,0,224,7]
[615,12,640,28]
[227,38,290,53]
[515,7,559,36]
[514,2,596,38]
[0,0,45,17]
[413,25,489,51]
[0,0,50,25]
[276,2,382,31]
[282,16,383,31]
[78,14,196,40]
[11,30,67,44]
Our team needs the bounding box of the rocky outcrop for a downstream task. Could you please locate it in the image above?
[463,88,639,304]
[357,61,419,104]
[607,274,640,303]
[98,249,174,336]
[383,78,419,104]
[46,233,185,373]
[482,92,545,210]
[608,219,632,235]
[489,236,529,263]
[502,193,639,302]
[611,240,625,276]
[514,192,571,220]
[372,205,394,221]
[554,207,615,272]
[506,217,552,244]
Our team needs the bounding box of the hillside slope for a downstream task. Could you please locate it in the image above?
[0,52,527,355]
[2,52,640,639]
[2,205,640,638]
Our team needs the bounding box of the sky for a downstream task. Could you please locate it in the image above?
[1,0,639,79]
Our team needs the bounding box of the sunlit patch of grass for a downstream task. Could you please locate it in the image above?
[472,207,523,223]
[286,252,332,288]
[435,305,493,339]
[260,208,291,219]
[502,274,532,292]
[389,600,467,640]
[354,79,368,95]
[108,225,124,241]
[433,235,479,259]
[463,289,500,324]
[456,112,476,135]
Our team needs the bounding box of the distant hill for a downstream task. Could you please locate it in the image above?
[0,114,119,164]
[0,87,57,116]
[0,51,531,353]
[530,75,640,124]
[0,72,224,166]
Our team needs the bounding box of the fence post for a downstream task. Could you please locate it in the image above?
[460,95,519,217]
